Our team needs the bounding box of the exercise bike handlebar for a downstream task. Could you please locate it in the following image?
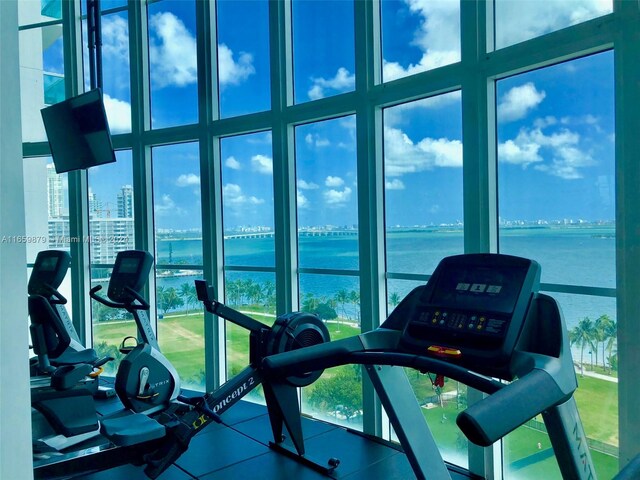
[89,285,150,310]
[43,284,68,305]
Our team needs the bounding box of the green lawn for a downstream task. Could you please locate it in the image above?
[93,310,620,478]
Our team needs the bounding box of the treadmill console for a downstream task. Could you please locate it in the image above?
[28,250,71,296]
[107,250,154,303]
[399,254,540,376]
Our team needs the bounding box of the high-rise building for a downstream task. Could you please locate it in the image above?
[46,162,63,218]
[117,184,133,218]
[88,188,103,217]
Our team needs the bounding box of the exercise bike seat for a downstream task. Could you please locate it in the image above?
[100,412,166,447]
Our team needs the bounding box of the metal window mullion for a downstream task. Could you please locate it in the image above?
[354,0,385,440]
[128,1,157,326]
[196,0,224,391]
[269,0,298,315]
[613,0,640,470]
[461,1,497,477]
[63,0,91,346]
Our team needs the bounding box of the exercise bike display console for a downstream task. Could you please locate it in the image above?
[107,250,154,304]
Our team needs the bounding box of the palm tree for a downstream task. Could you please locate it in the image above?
[604,319,617,373]
[179,282,198,315]
[569,317,596,373]
[158,286,184,315]
[334,289,350,321]
[301,293,319,313]
[349,289,361,324]
[262,281,276,308]
[389,291,401,309]
[594,314,614,369]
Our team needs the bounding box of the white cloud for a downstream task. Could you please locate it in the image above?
[534,116,558,129]
[324,187,352,205]
[225,156,241,170]
[305,133,331,147]
[155,194,185,216]
[103,94,131,134]
[498,83,546,123]
[382,0,461,82]
[384,91,461,128]
[384,126,462,177]
[223,183,264,207]
[101,15,129,64]
[325,176,344,187]
[498,126,595,179]
[251,154,272,175]
[218,44,255,87]
[495,0,611,48]
[308,67,355,100]
[148,12,197,88]
[176,173,200,187]
[385,179,405,190]
[298,179,319,190]
[297,190,309,209]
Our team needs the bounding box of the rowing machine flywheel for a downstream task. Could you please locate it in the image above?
[267,312,330,387]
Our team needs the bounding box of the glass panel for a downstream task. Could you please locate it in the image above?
[91,266,137,376]
[152,142,202,266]
[101,0,128,10]
[504,293,618,479]
[381,0,460,83]
[495,0,613,50]
[386,279,469,466]
[497,52,617,477]
[295,116,358,269]
[87,150,135,263]
[217,0,270,118]
[292,0,355,103]
[221,132,275,267]
[156,271,205,390]
[83,10,131,133]
[383,92,463,275]
[497,52,615,288]
[22,158,69,262]
[148,0,198,128]
[299,273,362,430]
[19,25,65,142]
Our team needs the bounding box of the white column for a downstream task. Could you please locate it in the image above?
[0,1,34,479]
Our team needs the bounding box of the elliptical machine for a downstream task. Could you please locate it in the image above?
[90,250,181,414]
[29,249,108,376]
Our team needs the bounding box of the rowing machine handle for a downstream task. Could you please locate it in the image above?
[263,336,365,375]
[456,368,572,446]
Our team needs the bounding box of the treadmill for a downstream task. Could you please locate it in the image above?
[264,253,596,480]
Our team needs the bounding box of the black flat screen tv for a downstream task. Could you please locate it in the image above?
[41,88,116,174]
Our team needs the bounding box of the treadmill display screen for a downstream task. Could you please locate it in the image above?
[427,264,527,315]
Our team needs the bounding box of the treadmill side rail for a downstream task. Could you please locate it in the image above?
[543,396,596,480]
[366,364,453,480]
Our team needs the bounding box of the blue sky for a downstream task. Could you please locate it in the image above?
[74,0,614,231]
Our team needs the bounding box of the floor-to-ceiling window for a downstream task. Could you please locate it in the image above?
[496,51,617,479]
[19,0,638,477]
